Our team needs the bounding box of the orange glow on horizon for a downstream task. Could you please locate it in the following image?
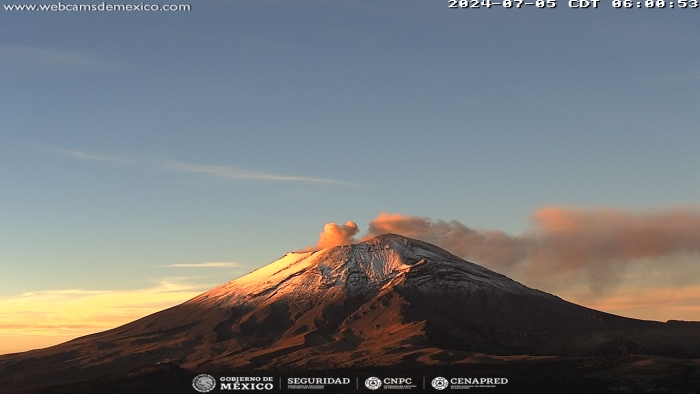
[0,282,203,355]
[559,285,700,322]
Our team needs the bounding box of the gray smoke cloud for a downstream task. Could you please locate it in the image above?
[365,208,700,294]
[367,212,531,272]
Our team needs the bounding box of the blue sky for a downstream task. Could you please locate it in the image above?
[1,0,700,352]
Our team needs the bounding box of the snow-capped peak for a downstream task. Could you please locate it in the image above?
[188,234,543,308]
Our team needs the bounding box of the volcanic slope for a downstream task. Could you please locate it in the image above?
[1,234,700,391]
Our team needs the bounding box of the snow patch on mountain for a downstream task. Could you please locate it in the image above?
[188,234,547,309]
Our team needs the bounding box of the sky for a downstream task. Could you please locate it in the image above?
[1,0,700,354]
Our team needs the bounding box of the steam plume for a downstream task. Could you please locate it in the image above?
[316,221,359,249]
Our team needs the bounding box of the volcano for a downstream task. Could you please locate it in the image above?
[2,234,700,393]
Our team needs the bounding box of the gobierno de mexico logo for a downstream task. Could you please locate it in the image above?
[192,374,217,393]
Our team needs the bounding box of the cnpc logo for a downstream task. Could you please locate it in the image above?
[365,377,414,390]
[365,377,382,390]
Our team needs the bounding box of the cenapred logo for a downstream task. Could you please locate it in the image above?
[192,374,217,393]
[365,376,382,390]
[431,376,449,390]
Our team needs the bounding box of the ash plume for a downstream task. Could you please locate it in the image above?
[364,208,700,293]
[367,212,531,272]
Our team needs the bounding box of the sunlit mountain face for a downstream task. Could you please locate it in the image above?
[2,234,700,393]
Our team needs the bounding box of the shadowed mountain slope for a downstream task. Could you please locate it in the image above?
[1,234,699,392]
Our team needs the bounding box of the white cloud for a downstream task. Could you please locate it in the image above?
[52,148,136,165]
[160,161,359,185]
[0,45,111,73]
[53,148,360,186]
[164,262,241,268]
